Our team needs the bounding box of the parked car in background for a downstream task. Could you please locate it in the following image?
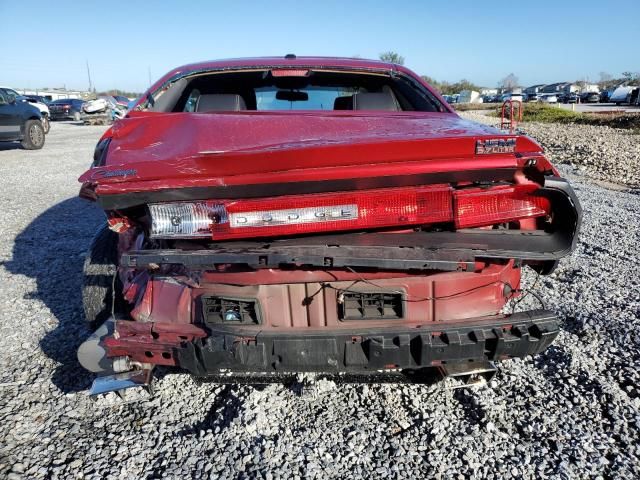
[599,90,612,103]
[580,91,600,103]
[112,95,130,107]
[559,93,580,104]
[49,98,85,121]
[24,95,51,105]
[609,86,638,105]
[0,87,50,134]
[500,93,523,103]
[17,96,50,133]
[76,56,581,396]
[538,94,558,103]
[0,87,46,149]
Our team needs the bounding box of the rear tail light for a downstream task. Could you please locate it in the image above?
[454,185,550,229]
[147,184,550,240]
[149,203,227,238]
[149,185,452,239]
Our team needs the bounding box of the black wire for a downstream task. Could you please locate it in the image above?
[511,270,542,313]
[303,267,546,308]
[528,289,547,310]
[344,266,514,302]
[302,267,512,304]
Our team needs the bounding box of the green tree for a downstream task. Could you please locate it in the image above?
[379,51,405,65]
[421,75,441,91]
[420,76,481,95]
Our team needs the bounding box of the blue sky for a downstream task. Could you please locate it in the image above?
[1,0,638,92]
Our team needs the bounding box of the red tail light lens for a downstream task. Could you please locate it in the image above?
[211,185,453,240]
[147,184,551,240]
[454,185,550,229]
[270,69,310,77]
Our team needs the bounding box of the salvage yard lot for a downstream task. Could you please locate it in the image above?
[0,122,639,479]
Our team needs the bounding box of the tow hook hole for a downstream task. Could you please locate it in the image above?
[151,331,160,340]
[161,352,171,359]
[144,351,154,358]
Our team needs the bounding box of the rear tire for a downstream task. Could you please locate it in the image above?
[42,115,50,134]
[82,224,125,330]
[21,120,45,150]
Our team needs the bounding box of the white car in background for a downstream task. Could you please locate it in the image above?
[500,93,524,103]
[0,87,51,133]
[609,85,639,105]
[538,94,558,104]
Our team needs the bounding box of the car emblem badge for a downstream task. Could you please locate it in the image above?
[476,138,517,154]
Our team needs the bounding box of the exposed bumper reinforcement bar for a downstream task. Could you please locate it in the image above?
[174,309,559,376]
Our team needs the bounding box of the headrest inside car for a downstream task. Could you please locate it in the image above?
[196,94,247,112]
[352,92,400,111]
[333,95,354,110]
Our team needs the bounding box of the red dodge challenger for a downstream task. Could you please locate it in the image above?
[77,56,581,395]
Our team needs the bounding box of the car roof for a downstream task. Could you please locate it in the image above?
[172,56,397,73]
[151,57,400,89]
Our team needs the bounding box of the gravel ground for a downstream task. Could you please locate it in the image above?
[460,111,640,190]
[0,122,639,479]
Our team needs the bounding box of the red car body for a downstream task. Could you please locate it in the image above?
[77,57,580,390]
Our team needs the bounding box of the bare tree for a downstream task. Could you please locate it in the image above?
[599,71,613,83]
[499,73,519,91]
[598,72,615,90]
[379,51,405,65]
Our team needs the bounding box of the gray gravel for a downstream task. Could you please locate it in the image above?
[461,110,640,189]
[0,122,639,479]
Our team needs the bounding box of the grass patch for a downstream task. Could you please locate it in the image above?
[452,103,496,111]
[519,103,583,122]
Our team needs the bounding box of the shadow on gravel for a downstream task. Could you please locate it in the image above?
[453,389,487,425]
[179,385,245,435]
[3,197,104,393]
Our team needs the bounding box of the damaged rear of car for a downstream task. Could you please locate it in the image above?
[77,56,581,395]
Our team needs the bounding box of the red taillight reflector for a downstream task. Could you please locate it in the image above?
[210,185,453,240]
[454,185,550,229]
[270,69,310,77]
[148,184,552,240]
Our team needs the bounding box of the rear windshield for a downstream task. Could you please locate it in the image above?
[146,69,446,113]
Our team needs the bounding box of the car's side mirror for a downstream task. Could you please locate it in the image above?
[6,93,16,104]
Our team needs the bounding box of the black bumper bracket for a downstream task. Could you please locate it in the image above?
[175,309,560,376]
